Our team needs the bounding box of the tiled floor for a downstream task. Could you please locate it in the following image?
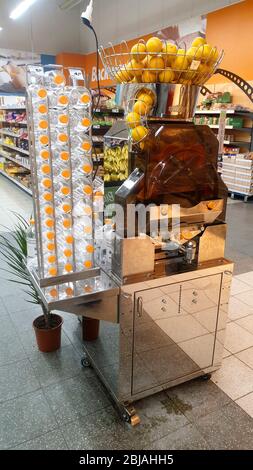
[0,178,253,450]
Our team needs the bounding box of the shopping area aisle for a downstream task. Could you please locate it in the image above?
[0,176,32,232]
[0,185,253,450]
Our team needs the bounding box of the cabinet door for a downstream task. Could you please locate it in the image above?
[132,274,222,395]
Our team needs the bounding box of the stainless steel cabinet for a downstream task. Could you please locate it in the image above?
[132,274,222,395]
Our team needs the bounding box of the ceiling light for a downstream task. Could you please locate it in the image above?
[9,0,38,20]
[0,27,3,31]
[60,0,82,11]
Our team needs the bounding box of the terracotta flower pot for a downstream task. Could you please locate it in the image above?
[82,317,100,341]
[33,314,63,353]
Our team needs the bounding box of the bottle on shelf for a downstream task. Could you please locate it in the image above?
[26,219,37,261]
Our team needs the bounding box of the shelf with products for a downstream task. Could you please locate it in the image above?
[0,141,29,156]
[0,149,30,170]
[0,163,32,195]
[92,86,128,186]
[0,101,31,193]
[0,129,29,140]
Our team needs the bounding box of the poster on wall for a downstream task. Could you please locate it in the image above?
[0,48,40,93]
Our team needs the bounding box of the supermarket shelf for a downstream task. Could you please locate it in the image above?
[0,120,27,125]
[0,170,32,195]
[0,141,29,156]
[209,125,252,132]
[94,108,124,115]
[224,140,251,147]
[195,109,253,118]
[0,106,26,110]
[0,130,28,140]
[0,150,30,170]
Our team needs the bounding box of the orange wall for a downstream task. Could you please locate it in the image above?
[206,0,253,84]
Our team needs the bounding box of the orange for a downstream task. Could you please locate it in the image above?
[38,104,48,114]
[83,164,92,174]
[41,164,51,175]
[48,255,56,264]
[44,206,54,216]
[66,235,73,244]
[39,135,49,146]
[142,70,157,83]
[39,120,48,130]
[58,133,68,144]
[65,263,73,273]
[84,226,92,235]
[146,37,163,54]
[62,203,71,213]
[126,59,143,78]
[46,232,55,241]
[63,219,72,229]
[61,169,71,179]
[148,56,165,71]
[60,151,70,162]
[133,100,150,116]
[81,93,91,105]
[131,42,147,61]
[43,192,53,202]
[84,285,93,293]
[48,267,57,277]
[40,150,50,160]
[84,206,92,216]
[42,178,52,189]
[38,88,47,99]
[54,74,65,86]
[81,118,91,128]
[45,218,54,228]
[83,185,92,196]
[64,248,72,258]
[81,141,91,152]
[84,260,93,269]
[47,242,55,251]
[65,287,74,296]
[59,114,69,125]
[61,186,70,196]
[126,112,141,129]
[191,36,206,48]
[131,125,148,142]
[86,244,94,254]
[58,95,69,106]
[159,68,175,83]
[49,288,58,298]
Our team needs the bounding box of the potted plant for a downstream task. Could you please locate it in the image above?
[0,214,63,353]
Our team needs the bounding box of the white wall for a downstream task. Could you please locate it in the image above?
[79,0,243,54]
[0,0,81,55]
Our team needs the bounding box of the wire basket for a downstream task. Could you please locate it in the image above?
[99,39,224,86]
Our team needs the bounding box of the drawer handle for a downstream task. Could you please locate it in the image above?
[137,296,143,317]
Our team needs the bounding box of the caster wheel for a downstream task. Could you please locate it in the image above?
[130,414,141,427]
[201,373,212,381]
[81,356,91,368]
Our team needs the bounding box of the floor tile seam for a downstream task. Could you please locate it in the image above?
[144,422,211,449]
[232,350,253,370]
[235,390,253,402]
[3,423,61,451]
[0,384,45,407]
[53,402,113,429]
[232,293,253,308]
[26,353,84,390]
[229,313,253,322]
[233,319,253,336]
[225,343,253,355]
